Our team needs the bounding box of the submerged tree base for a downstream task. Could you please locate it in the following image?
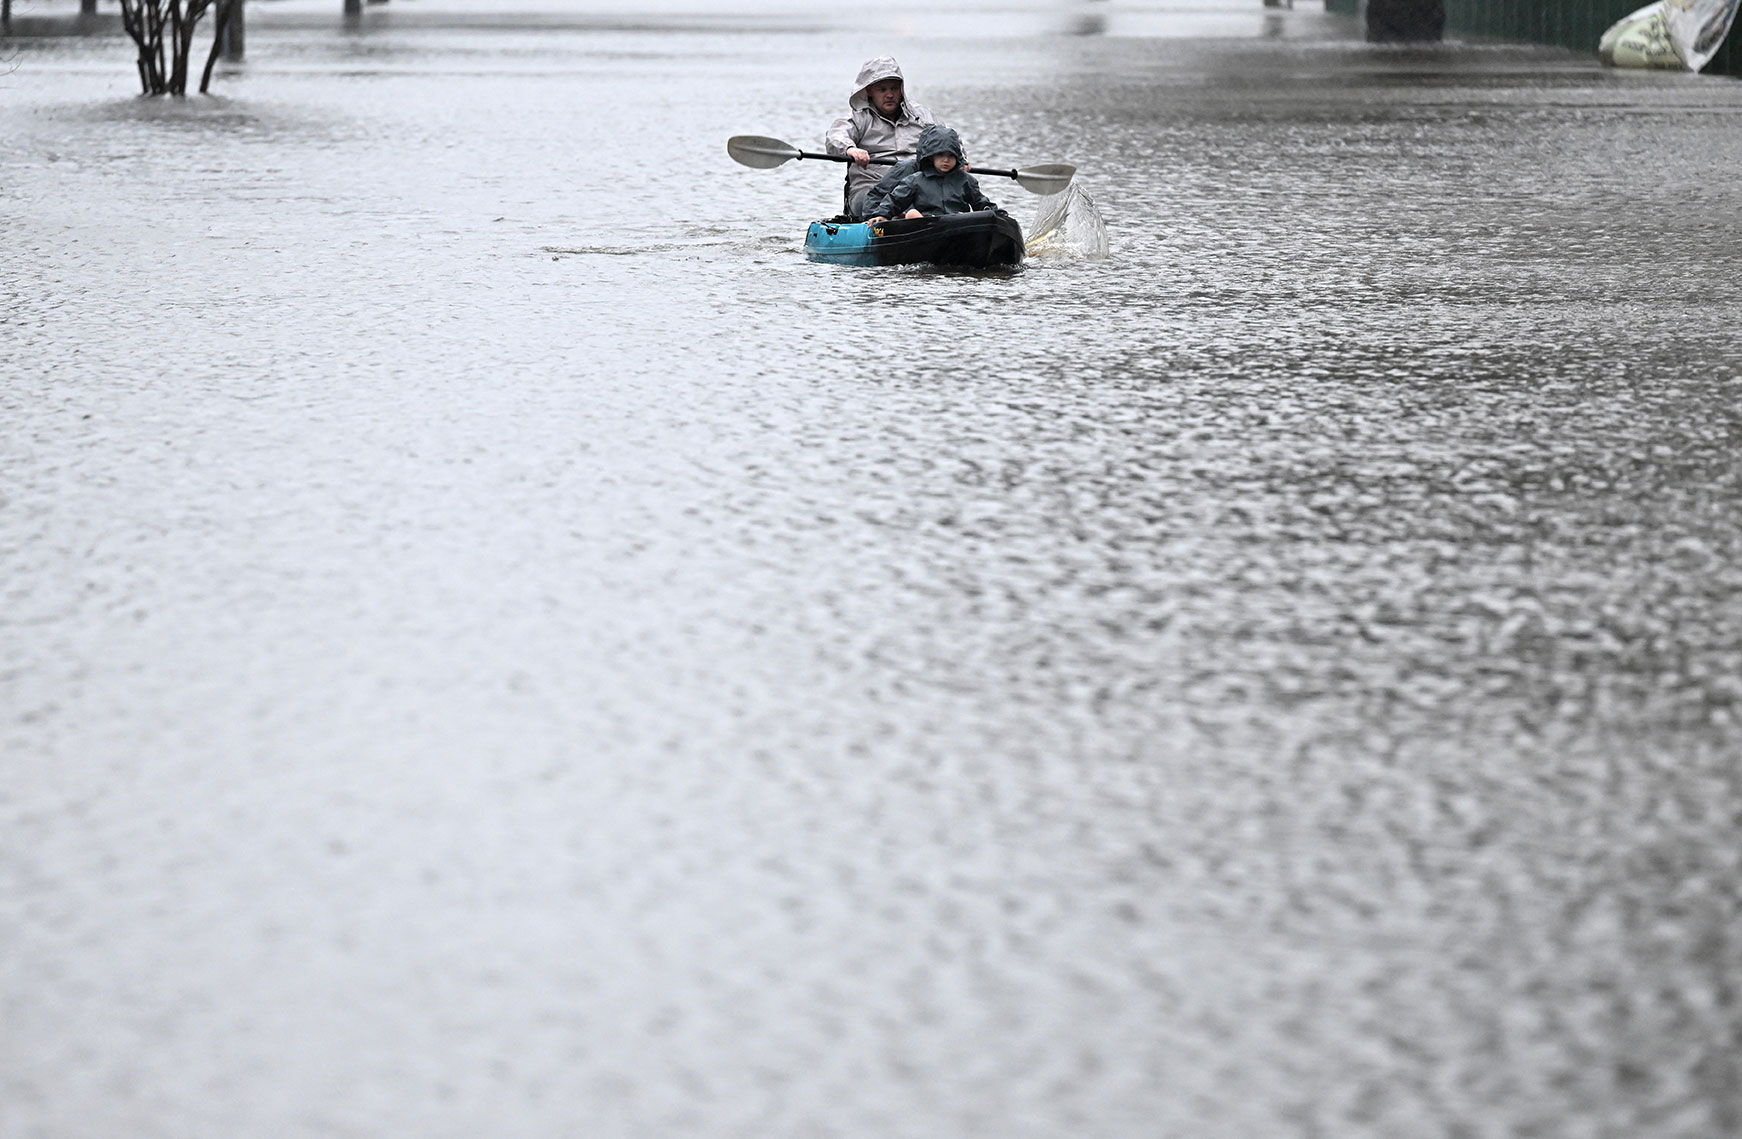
[119,0,239,95]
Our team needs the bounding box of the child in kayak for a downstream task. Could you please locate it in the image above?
[870,125,996,223]
[856,122,969,221]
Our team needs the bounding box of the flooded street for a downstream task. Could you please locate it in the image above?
[5,1,1742,1135]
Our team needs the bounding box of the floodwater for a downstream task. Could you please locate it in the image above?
[4,1,1741,1135]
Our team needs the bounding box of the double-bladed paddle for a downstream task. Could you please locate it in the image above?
[727,134,1075,196]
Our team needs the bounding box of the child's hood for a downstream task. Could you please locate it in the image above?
[915,124,966,172]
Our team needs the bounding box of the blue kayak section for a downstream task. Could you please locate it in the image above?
[804,221,882,267]
[803,212,1025,269]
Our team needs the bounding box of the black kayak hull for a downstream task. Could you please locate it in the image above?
[804,211,1025,268]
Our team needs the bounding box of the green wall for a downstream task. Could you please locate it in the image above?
[1446,0,1629,49]
[1446,0,1740,77]
[1321,0,1739,78]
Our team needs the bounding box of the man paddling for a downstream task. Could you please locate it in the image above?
[825,57,940,219]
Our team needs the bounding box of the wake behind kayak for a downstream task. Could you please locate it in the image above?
[804,211,1025,269]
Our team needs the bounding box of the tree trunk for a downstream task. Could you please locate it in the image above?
[168,0,186,93]
[122,0,231,96]
[201,0,238,92]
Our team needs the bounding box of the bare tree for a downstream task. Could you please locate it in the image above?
[117,0,239,95]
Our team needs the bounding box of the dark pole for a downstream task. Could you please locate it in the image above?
[81,0,96,16]
[344,0,361,15]
[1367,0,1444,41]
[221,0,243,59]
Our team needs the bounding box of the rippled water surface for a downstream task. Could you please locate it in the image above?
[5,2,1741,1136]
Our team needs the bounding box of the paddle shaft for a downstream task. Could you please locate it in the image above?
[791,148,1027,181]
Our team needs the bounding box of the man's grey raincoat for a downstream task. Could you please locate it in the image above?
[824,57,938,213]
[856,157,921,220]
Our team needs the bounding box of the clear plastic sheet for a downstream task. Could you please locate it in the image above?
[1601,0,1740,70]
[1664,0,1742,70]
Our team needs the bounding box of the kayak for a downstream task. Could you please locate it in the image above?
[804,211,1025,269]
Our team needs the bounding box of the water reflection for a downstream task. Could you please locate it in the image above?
[4,4,1741,1138]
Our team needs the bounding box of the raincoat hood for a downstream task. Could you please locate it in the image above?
[881,125,997,217]
[915,124,965,169]
[847,56,910,112]
[826,58,938,208]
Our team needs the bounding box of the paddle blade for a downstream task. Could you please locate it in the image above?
[728,135,802,169]
[1013,163,1077,195]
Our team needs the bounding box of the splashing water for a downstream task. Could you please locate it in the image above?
[1025,183,1110,259]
